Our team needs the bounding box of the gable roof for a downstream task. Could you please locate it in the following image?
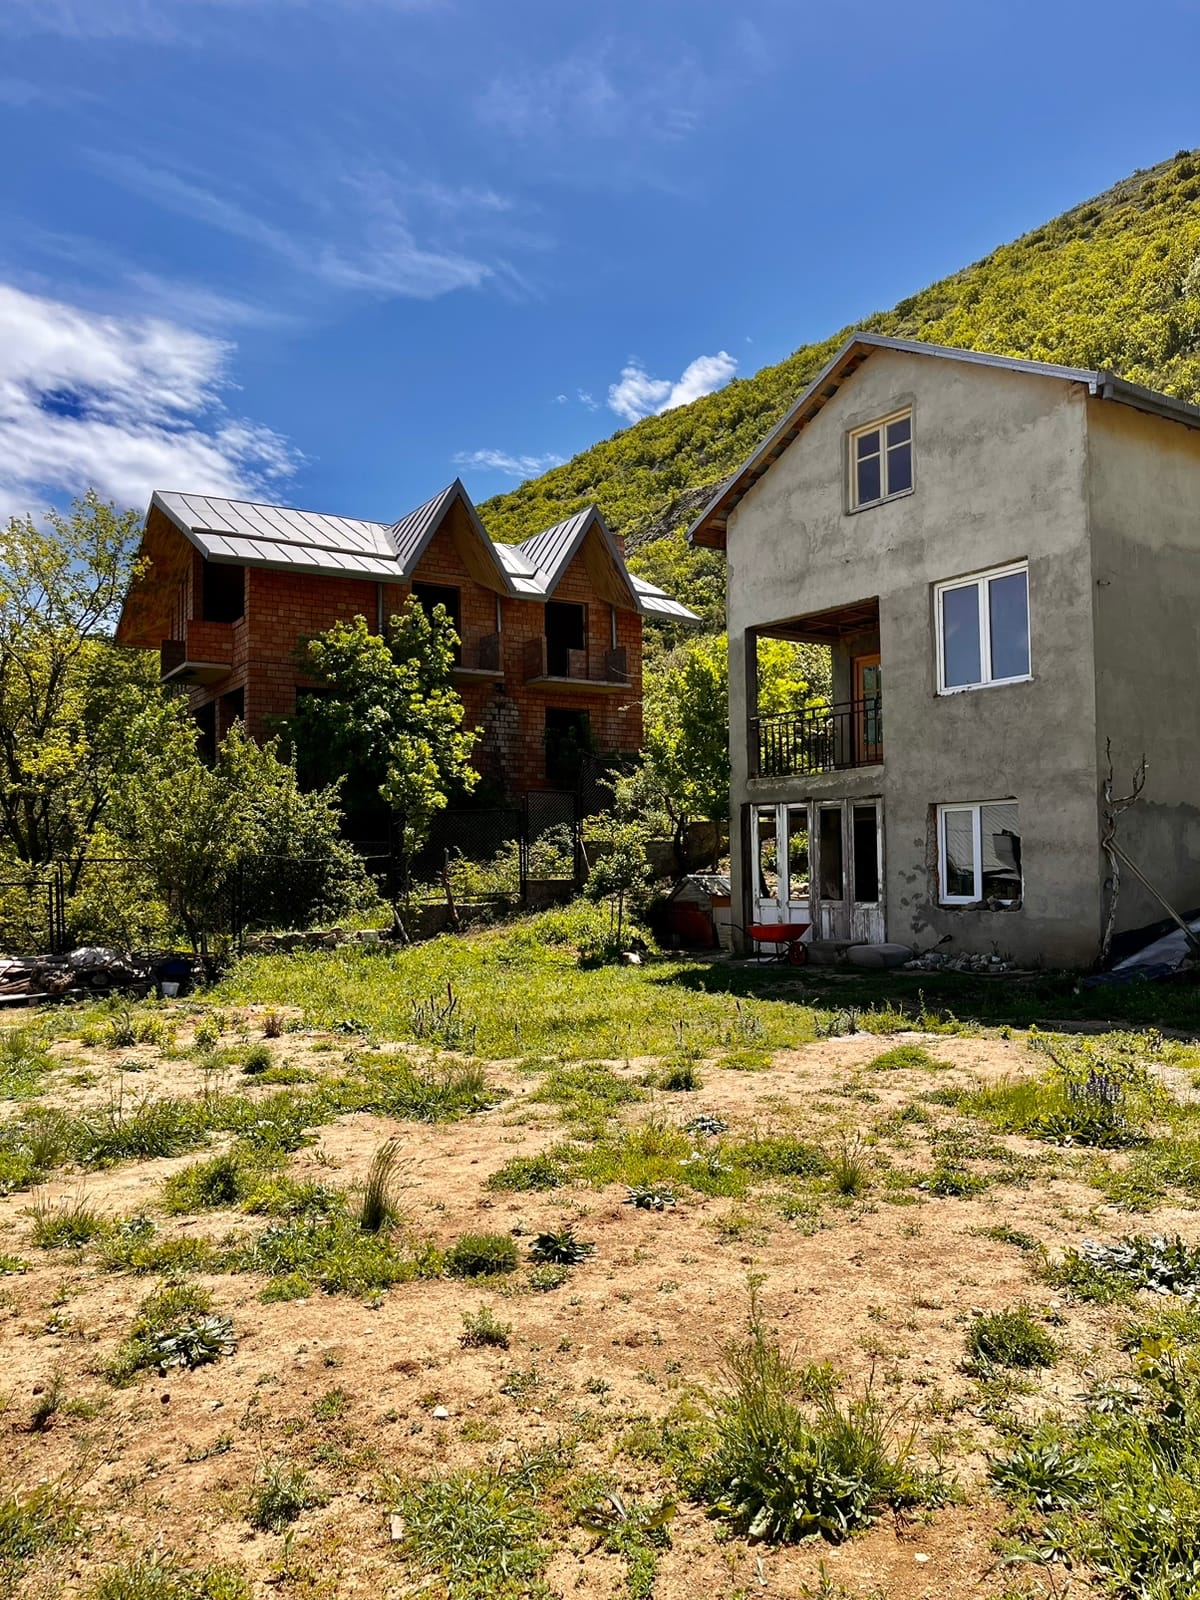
[116,480,699,647]
[688,332,1200,549]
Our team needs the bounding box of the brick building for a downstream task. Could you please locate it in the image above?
[114,480,698,799]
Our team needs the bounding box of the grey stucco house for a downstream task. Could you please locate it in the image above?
[689,333,1200,969]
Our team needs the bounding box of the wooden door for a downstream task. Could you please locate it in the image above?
[853,654,882,764]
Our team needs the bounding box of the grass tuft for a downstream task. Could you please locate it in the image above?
[248,1458,324,1533]
[446,1232,520,1278]
[966,1304,1058,1370]
[357,1137,408,1233]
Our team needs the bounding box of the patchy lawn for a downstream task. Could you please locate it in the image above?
[4,915,1200,1599]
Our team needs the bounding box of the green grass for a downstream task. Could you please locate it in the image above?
[864,1044,949,1072]
[215,915,822,1060]
[382,1468,551,1599]
[86,1556,250,1600]
[248,1458,325,1533]
[989,1338,1200,1595]
[26,1193,107,1248]
[108,1281,236,1384]
[485,1152,567,1192]
[0,1027,56,1099]
[0,1478,81,1588]
[240,1213,440,1296]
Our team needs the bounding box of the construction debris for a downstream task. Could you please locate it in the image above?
[903,949,1015,974]
[0,948,189,1004]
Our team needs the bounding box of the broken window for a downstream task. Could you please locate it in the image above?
[818,806,844,900]
[754,806,780,901]
[938,801,1021,905]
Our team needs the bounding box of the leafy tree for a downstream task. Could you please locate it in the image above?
[584,778,654,953]
[641,634,830,865]
[0,494,184,877]
[109,723,367,950]
[287,603,477,885]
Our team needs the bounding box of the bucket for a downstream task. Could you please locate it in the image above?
[160,981,180,998]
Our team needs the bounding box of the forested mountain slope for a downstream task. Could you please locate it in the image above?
[482,151,1200,629]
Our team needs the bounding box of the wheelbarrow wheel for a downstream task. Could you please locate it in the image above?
[786,940,808,967]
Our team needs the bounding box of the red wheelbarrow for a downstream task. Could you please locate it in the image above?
[748,920,811,965]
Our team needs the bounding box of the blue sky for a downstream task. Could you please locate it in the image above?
[1,0,1198,524]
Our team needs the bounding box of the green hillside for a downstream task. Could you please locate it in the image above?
[482,150,1200,628]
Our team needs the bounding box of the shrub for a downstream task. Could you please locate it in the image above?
[966,1305,1058,1370]
[486,1152,566,1192]
[26,1193,107,1249]
[446,1232,520,1278]
[460,1306,513,1349]
[695,1297,944,1542]
[193,1017,221,1052]
[248,1459,324,1533]
[241,1044,272,1076]
[357,1137,407,1233]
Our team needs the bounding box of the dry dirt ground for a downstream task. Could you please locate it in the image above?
[1,1007,1194,1600]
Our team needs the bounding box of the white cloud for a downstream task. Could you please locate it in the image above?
[577,389,598,410]
[0,283,297,520]
[607,350,737,423]
[453,449,565,480]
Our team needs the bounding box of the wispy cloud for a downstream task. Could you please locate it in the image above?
[607,350,737,423]
[94,152,505,302]
[0,282,297,520]
[453,448,565,480]
[477,42,706,147]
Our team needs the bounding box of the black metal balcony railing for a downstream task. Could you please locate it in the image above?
[753,697,883,778]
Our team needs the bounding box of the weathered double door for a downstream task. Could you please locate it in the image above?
[752,798,884,943]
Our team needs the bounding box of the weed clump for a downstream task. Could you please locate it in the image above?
[486,1152,566,1192]
[26,1193,106,1249]
[86,1555,250,1599]
[528,1228,594,1265]
[446,1232,520,1278]
[241,1043,272,1076]
[694,1294,945,1542]
[383,1468,548,1598]
[357,1137,408,1232]
[248,1459,324,1533]
[966,1305,1058,1370]
[109,1282,235,1384]
[659,1061,703,1092]
[460,1306,513,1349]
[1044,1234,1200,1304]
[990,1338,1200,1592]
[865,1044,949,1072]
[0,1479,81,1588]
[0,1027,55,1099]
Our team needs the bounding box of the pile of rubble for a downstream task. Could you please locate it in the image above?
[0,946,172,1003]
[902,949,1015,974]
[242,927,386,954]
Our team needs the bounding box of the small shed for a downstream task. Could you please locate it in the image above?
[666,873,732,950]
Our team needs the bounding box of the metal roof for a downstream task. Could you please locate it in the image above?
[688,332,1200,548]
[139,483,700,621]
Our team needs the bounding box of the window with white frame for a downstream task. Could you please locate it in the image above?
[849,410,912,509]
[935,562,1030,693]
[937,801,1022,905]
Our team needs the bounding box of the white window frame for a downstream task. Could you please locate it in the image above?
[848,408,913,511]
[936,801,1022,906]
[934,560,1031,695]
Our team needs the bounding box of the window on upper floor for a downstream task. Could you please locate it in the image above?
[849,410,912,510]
[935,561,1030,693]
[201,560,244,623]
[937,801,1022,906]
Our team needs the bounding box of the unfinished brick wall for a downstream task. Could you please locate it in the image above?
[168,519,644,796]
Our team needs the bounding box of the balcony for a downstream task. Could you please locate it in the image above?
[452,632,504,681]
[753,697,882,778]
[160,620,234,685]
[522,638,631,693]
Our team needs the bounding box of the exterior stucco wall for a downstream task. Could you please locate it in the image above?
[727,347,1103,967]
[1086,399,1200,934]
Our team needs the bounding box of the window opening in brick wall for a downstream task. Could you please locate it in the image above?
[201,561,245,623]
